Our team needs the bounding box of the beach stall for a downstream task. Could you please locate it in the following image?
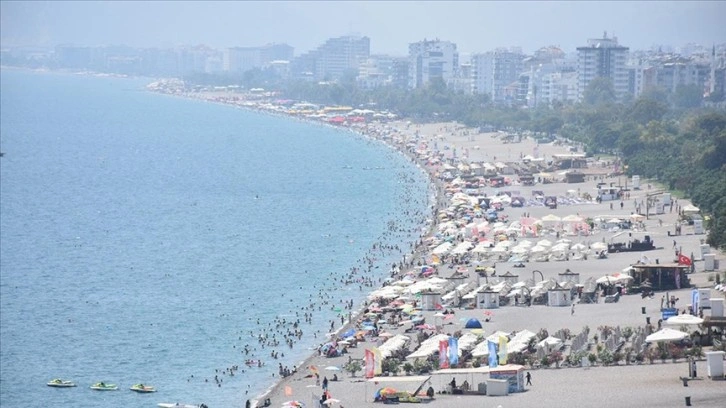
[476,289,500,309]
[630,263,690,292]
[420,291,443,311]
[497,271,519,285]
[547,283,572,307]
[488,364,526,394]
[558,270,580,285]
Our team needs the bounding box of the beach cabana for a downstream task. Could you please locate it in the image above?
[406,334,450,360]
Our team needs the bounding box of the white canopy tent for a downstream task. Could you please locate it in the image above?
[645,328,688,343]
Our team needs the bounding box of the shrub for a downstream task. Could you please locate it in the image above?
[622,327,634,341]
[588,353,598,365]
[598,349,614,366]
[345,360,362,377]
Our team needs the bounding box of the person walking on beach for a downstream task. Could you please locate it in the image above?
[571,303,575,315]
[322,376,328,391]
[526,371,532,386]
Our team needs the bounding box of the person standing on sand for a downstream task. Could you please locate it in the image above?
[526,371,532,385]
[571,303,575,315]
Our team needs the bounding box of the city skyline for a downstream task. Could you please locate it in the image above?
[2,1,725,56]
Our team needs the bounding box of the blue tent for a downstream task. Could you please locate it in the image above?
[341,329,356,338]
[465,318,482,329]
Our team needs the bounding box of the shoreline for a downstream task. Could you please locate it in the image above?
[145,83,726,408]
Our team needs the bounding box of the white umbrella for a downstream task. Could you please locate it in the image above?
[551,243,570,252]
[645,328,688,343]
[542,214,561,222]
[537,239,553,247]
[591,242,607,251]
[562,214,583,222]
[571,243,587,251]
[665,315,704,326]
[511,246,529,254]
[530,245,547,253]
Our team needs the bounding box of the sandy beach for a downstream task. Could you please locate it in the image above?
[145,84,725,408]
[244,118,726,408]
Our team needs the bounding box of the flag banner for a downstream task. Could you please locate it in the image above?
[498,335,508,365]
[448,336,459,366]
[372,347,383,375]
[364,349,375,378]
[488,340,498,368]
[678,253,692,266]
[439,339,450,369]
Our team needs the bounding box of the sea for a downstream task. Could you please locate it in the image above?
[0,69,432,407]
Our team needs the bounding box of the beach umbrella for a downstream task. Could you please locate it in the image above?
[562,214,583,222]
[324,366,341,371]
[665,315,704,326]
[591,242,607,251]
[537,239,553,247]
[571,243,587,251]
[645,328,688,343]
[322,399,341,405]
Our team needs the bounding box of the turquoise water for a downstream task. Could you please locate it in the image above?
[0,70,431,407]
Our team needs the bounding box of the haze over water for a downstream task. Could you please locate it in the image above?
[0,70,431,407]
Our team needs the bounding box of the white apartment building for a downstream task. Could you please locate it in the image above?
[471,49,524,103]
[408,39,459,89]
[576,33,630,101]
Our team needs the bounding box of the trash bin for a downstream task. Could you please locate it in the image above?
[685,396,691,406]
[641,307,646,314]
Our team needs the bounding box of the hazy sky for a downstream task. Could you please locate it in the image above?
[2,1,725,55]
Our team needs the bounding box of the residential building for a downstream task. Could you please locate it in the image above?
[408,39,459,89]
[471,48,524,103]
[576,33,630,100]
[224,43,294,73]
[292,35,370,81]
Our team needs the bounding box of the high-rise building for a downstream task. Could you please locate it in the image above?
[408,39,459,89]
[224,43,294,73]
[576,33,630,100]
[292,35,370,81]
[471,48,524,103]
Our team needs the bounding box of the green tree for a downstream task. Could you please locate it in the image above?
[583,77,616,106]
[672,84,703,109]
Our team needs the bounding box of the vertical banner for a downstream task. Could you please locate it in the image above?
[448,336,459,366]
[488,340,499,368]
[438,339,450,369]
[691,289,699,315]
[364,349,375,378]
[372,347,383,375]
[498,335,508,365]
